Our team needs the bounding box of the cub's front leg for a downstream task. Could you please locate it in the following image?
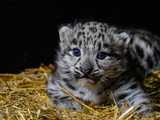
[47,75,81,110]
[112,77,152,116]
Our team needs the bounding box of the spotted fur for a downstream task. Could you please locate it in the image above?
[47,21,160,116]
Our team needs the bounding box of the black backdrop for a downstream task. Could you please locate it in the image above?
[3,1,160,73]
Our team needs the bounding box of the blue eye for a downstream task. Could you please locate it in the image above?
[72,48,81,57]
[97,52,108,60]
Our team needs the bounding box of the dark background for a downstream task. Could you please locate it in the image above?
[3,1,160,73]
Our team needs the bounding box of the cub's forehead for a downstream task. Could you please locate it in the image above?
[70,22,111,50]
[74,22,108,35]
[72,22,109,44]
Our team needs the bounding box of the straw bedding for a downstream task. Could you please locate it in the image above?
[0,65,159,120]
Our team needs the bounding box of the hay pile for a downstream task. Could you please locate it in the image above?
[0,65,160,120]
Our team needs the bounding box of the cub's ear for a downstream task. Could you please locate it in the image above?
[114,32,131,47]
[59,25,73,43]
[58,26,73,51]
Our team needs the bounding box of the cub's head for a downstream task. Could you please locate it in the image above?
[57,22,131,85]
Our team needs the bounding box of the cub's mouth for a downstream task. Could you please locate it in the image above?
[78,76,100,84]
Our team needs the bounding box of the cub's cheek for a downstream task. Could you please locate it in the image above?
[98,62,114,69]
[70,66,76,73]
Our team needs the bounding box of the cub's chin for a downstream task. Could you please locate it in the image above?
[76,77,101,88]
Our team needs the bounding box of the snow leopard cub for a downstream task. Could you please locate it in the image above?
[47,21,160,116]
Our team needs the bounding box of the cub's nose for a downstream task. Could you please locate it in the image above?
[80,66,93,75]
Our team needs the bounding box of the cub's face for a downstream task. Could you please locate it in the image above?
[58,22,130,85]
